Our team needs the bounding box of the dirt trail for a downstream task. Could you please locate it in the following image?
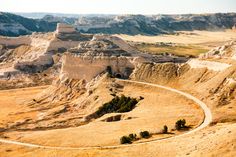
[0,79,212,150]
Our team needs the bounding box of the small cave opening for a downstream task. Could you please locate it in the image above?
[106,66,112,75]
[115,73,122,78]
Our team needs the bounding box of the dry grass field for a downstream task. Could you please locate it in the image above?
[117,30,236,45]
[0,80,203,148]
[117,30,236,57]
[135,43,208,57]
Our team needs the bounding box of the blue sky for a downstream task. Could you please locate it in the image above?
[0,0,236,14]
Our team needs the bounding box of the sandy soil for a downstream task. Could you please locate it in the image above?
[0,86,48,128]
[0,123,235,157]
[0,80,203,148]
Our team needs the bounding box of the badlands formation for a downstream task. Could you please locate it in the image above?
[0,24,236,157]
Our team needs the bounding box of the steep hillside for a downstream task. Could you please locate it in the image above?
[0,24,93,89]
[131,40,236,123]
[0,12,57,36]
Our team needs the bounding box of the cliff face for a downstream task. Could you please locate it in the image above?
[0,23,150,89]
[131,63,181,84]
[60,54,137,82]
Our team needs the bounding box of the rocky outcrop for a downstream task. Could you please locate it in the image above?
[200,40,236,59]
[92,35,140,54]
[47,23,92,51]
[187,59,231,72]
[131,62,182,84]
[56,23,76,34]
[0,36,31,46]
[0,24,92,76]
[60,33,150,82]
[14,53,54,73]
[60,54,139,82]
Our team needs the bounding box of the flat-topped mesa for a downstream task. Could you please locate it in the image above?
[54,23,93,42]
[59,34,149,82]
[55,23,77,34]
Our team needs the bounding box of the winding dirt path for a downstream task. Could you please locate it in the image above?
[0,79,212,150]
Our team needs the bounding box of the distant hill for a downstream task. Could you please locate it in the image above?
[0,12,57,36]
[75,13,236,35]
[15,12,112,19]
[0,12,236,36]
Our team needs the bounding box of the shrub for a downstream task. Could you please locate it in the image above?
[128,133,137,141]
[162,125,168,134]
[139,96,144,100]
[175,119,186,130]
[140,131,150,138]
[120,136,132,144]
[94,95,139,118]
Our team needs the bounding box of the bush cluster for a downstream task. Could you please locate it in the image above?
[120,136,132,144]
[175,119,186,130]
[139,131,150,138]
[95,95,138,118]
[128,133,137,140]
[120,119,189,145]
[120,133,137,144]
[120,131,152,144]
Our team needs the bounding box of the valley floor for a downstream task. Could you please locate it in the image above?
[117,30,236,57]
[117,30,236,46]
[0,79,208,156]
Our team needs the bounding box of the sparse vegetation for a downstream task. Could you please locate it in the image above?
[120,133,137,144]
[94,95,139,118]
[120,136,132,144]
[135,43,208,57]
[120,131,152,144]
[140,131,150,138]
[139,96,144,100]
[162,125,168,134]
[128,133,137,141]
[175,119,186,130]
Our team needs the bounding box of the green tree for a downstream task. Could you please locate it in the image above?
[120,136,132,144]
[162,125,168,134]
[175,119,186,130]
[128,133,137,141]
[140,131,150,138]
